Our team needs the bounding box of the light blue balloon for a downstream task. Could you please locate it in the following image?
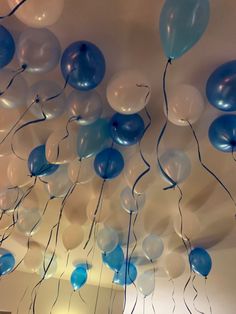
[189,247,212,277]
[70,265,87,291]
[0,252,15,276]
[102,245,124,272]
[113,261,137,286]
[159,0,210,59]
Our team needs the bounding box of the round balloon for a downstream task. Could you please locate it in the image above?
[17,28,61,73]
[137,270,155,296]
[38,253,57,279]
[206,60,236,111]
[7,155,33,188]
[102,244,124,272]
[17,207,42,236]
[120,187,145,214]
[142,234,164,261]
[107,70,151,114]
[0,187,19,213]
[97,227,119,253]
[62,223,84,251]
[189,247,212,277]
[173,211,201,241]
[94,148,124,180]
[0,25,15,69]
[68,157,95,185]
[24,242,43,273]
[0,252,15,276]
[70,265,87,290]
[28,145,59,177]
[208,115,236,152]
[61,41,105,91]
[8,0,64,28]
[45,165,72,198]
[164,252,186,279]
[159,0,210,59]
[113,261,137,286]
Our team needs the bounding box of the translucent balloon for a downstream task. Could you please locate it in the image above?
[164,252,185,279]
[0,252,15,276]
[189,247,212,277]
[28,80,66,119]
[0,213,12,230]
[102,245,124,273]
[120,187,145,214]
[70,265,87,290]
[68,157,95,184]
[16,207,42,236]
[165,85,205,126]
[173,211,201,241]
[107,70,151,114]
[38,253,57,279]
[24,242,43,273]
[142,234,164,261]
[62,223,84,251]
[137,270,155,296]
[97,227,119,253]
[0,68,28,108]
[45,165,72,198]
[159,149,191,185]
[17,28,61,73]
[8,0,64,28]
[0,187,19,213]
[86,198,111,224]
[67,90,103,125]
[7,155,33,187]
[113,261,137,286]
[0,107,20,133]
[0,25,15,69]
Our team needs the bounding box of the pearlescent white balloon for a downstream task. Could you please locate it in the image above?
[120,187,145,214]
[68,157,95,184]
[24,242,43,273]
[164,252,185,279]
[16,207,41,236]
[173,211,201,241]
[45,165,72,198]
[38,253,57,279]
[7,155,33,188]
[142,234,164,261]
[62,224,84,251]
[137,270,155,296]
[0,187,19,213]
[97,227,119,253]
[0,107,20,132]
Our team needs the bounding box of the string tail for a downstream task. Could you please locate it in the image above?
[183,272,193,314]
[170,279,176,314]
[151,261,156,314]
[0,0,28,19]
[192,274,204,314]
[205,277,213,314]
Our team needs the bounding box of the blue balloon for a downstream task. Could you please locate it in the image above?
[189,247,212,277]
[206,60,236,111]
[159,0,210,59]
[102,245,124,273]
[61,41,105,91]
[208,115,236,152]
[113,261,137,286]
[70,265,87,290]
[109,113,145,146]
[94,148,124,180]
[0,252,15,276]
[28,145,59,177]
[0,25,15,69]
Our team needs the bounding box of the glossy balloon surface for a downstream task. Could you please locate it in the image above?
[102,245,124,272]
[70,266,87,290]
[0,252,15,276]
[0,25,15,69]
[189,247,212,277]
[113,261,137,286]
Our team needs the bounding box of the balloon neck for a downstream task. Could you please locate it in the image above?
[21,63,27,70]
[230,140,236,148]
[80,43,87,53]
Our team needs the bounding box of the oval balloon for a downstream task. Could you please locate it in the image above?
[137,270,155,296]
[38,253,57,279]
[0,25,15,69]
[164,252,186,279]
[102,244,124,272]
[113,261,137,286]
[0,187,19,213]
[61,41,105,91]
[68,157,95,184]
[17,207,42,236]
[159,0,210,59]
[120,187,145,214]
[62,223,84,251]
[173,211,201,241]
[45,165,72,198]
[97,227,119,253]
[0,252,15,276]
[24,242,43,273]
[7,155,33,188]
[70,265,87,290]
[189,247,212,277]
[142,234,164,261]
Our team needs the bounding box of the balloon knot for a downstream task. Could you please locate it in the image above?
[22,64,27,70]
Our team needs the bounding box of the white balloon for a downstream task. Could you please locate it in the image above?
[164,252,185,279]
[62,224,84,251]
[173,211,201,241]
[0,213,12,230]
[137,270,155,296]
[38,253,57,279]
[0,187,19,213]
[16,207,42,236]
[142,234,164,261]
[68,157,95,184]
[45,165,72,198]
[24,242,43,273]
[107,70,151,114]
[0,107,20,133]
[97,227,119,253]
[7,155,33,188]
[120,187,145,214]
[86,198,111,223]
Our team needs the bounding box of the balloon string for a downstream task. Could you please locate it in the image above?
[205,277,212,314]
[151,261,156,314]
[68,290,75,313]
[111,286,117,314]
[0,0,28,18]
[143,296,146,314]
[16,286,28,314]
[94,263,104,314]
[192,274,205,314]
[108,282,114,314]
[183,272,193,314]
[231,147,236,162]
[170,278,176,314]
[186,120,236,219]
[0,64,27,96]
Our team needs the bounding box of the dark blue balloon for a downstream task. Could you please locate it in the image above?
[0,252,15,276]
[102,245,124,272]
[189,247,212,277]
[208,114,236,152]
[94,148,124,180]
[28,145,59,177]
[61,41,105,91]
[113,261,137,286]
[0,25,15,69]
[109,113,145,146]
[70,265,87,290]
[206,60,236,111]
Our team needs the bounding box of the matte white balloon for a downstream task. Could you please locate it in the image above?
[142,234,164,261]
[164,252,185,279]
[97,227,119,253]
[62,224,84,251]
[137,270,155,296]
[120,186,145,214]
[17,207,42,236]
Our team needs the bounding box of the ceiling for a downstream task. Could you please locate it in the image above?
[0,0,236,291]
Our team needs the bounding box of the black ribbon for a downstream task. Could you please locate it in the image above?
[192,274,205,314]
[169,278,176,314]
[0,0,28,19]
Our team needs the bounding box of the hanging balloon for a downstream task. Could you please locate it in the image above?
[0,68,28,109]
[206,60,236,112]
[62,223,84,251]
[142,234,164,261]
[24,242,43,273]
[61,41,106,91]
[208,114,236,152]
[189,247,212,277]
[97,227,119,253]
[120,187,145,214]
[164,252,186,279]
[0,251,15,276]
[102,244,124,273]
[159,0,210,59]
[109,113,145,146]
[0,25,15,69]
[38,253,57,279]
[113,261,137,286]
[94,148,124,180]
[68,157,95,184]
[77,118,110,159]
[173,211,201,241]
[28,145,59,177]
[8,0,64,28]
[17,207,42,236]
[86,197,111,224]
[45,165,72,198]
[7,155,33,188]
[67,90,103,125]
[70,265,87,290]
[0,187,19,213]
[107,70,151,114]
[17,28,61,73]
[137,270,155,297]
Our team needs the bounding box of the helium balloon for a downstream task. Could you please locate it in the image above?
[61,41,105,91]
[62,223,84,251]
[113,261,137,286]
[173,211,201,241]
[137,270,155,296]
[77,118,110,159]
[28,145,59,177]
[165,84,205,126]
[159,0,210,59]
[0,25,15,69]
[159,149,191,185]
[102,244,124,272]
[70,265,87,290]
[17,28,61,73]
[0,107,20,133]
[0,187,19,213]
[120,187,145,214]
[45,165,72,198]
[86,197,111,224]
[164,252,186,279]
[97,227,119,253]
[28,80,66,119]
[68,157,95,184]
[17,207,42,236]
[0,213,12,231]
[7,155,33,188]
[38,253,57,279]
[0,68,28,108]
[94,148,124,180]
[189,247,212,277]
[206,60,236,111]
[0,252,15,276]
[109,113,145,146]
[67,90,103,125]
[24,242,43,273]
[8,0,64,28]
[208,115,236,153]
[142,234,164,261]
[107,70,151,114]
